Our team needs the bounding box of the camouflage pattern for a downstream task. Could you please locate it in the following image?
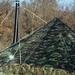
[0,18,75,72]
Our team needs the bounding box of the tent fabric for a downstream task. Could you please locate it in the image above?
[0,18,75,72]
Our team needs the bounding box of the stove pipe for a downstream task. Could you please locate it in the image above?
[13,0,20,44]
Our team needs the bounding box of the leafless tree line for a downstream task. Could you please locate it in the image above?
[0,0,75,49]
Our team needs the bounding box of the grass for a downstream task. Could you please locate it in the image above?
[0,64,75,75]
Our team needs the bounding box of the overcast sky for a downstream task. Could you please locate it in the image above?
[56,0,75,11]
[20,0,30,3]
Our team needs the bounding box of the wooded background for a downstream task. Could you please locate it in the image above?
[0,0,75,49]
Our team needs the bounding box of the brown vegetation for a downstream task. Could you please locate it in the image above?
[0,0,75,49]
[0,64,75,75]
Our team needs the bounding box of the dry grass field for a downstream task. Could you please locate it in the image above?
[0,64,75,75]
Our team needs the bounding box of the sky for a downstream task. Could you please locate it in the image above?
[20,0,30,3]
[56,0,75,11]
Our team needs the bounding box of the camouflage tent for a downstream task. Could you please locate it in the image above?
[0,18,75,74]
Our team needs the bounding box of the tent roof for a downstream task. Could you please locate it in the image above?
[0,18,75,71]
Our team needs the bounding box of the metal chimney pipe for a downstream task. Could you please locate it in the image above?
[13,0,20,44]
